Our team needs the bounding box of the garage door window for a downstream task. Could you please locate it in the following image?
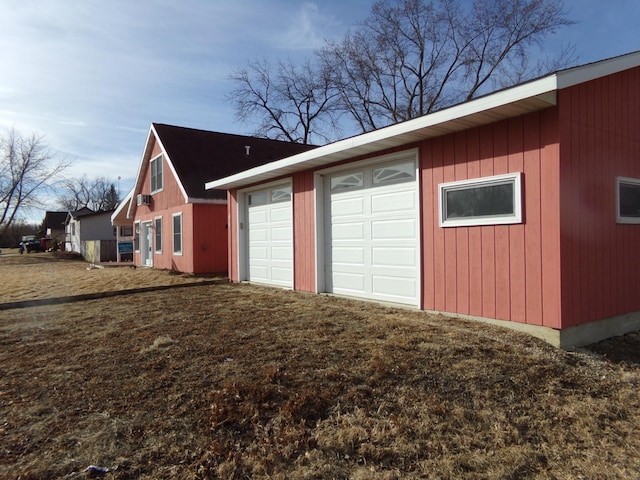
[331,172,363,192]
[271,185,292,203]
[439,172,522,227]
[248,192,267,206]
[373,161,415,185]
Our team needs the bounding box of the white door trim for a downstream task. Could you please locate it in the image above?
[140,220,153,267]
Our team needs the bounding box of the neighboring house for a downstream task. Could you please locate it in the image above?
[43,211,67,246]
[121,123,315,274]
[206,51,640,349]
[111,190,134,263]
[65,208,117,261]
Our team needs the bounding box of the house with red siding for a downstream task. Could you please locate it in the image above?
[206,51,640,348]
[115,123,315,274]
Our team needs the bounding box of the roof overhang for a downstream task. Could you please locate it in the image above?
[205,50,640,191]
[205,76,558,191]
[111,189,133,225]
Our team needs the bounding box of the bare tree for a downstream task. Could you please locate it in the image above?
[0,128,69,237]
[58,175,120,212]
[323,0,575,131]
[227,58,342,144]
[230,0,575,138]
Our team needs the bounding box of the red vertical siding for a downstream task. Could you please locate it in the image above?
[466,129,483,317]
[293,171,316,292]
[508,117,526,323]
[421,110,562,328]
[420,142,435,309]
[431,137,446,312]
[559,66,640,327]
[192,204,228,274]
[523,113,543,325]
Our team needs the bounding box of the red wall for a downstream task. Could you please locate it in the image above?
[293,171,316,292]
[420,109,562,328]
[558,66,640,327]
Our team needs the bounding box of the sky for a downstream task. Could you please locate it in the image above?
[1,0,639,222]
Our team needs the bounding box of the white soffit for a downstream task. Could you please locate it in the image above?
[205,50,640,191]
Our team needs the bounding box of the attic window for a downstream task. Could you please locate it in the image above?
[150,154,163,193]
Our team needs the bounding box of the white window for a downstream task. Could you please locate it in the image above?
[439,172,522,227]
[373,161,415,185]
[616,176,640,224]
[172,213,182,255]
[271,185,292,203]
[330,172,363,192]
[134,222,140,251]
[154,217,162,253]
[248,191,267,206]
[150,154,163,193]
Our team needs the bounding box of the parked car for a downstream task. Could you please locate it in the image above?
[19,235,46,254]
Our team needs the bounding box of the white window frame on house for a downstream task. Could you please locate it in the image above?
[439,172,523,227]
[150,154,164,193]
[616,176,640,224]
[154,216,163,253]
[172,212,182,255]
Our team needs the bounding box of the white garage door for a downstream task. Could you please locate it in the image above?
[246,184,293,288]
[325,159,419,306]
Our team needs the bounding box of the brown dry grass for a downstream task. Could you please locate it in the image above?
[1,252,639,479]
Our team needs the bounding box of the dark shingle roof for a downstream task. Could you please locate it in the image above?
[152,123,317,200]
[44,211,67,228]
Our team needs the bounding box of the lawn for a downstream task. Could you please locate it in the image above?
[0,253,639,479]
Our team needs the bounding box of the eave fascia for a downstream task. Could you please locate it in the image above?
[205,74,559,191]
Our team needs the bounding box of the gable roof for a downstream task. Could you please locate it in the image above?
[206,50,640,191]
[127,123,317,218]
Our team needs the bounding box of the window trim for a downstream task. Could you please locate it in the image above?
[172,212,183,256]
[616,176,640,224]
[150,154,164,194]
[154,216,163,253]
[439,172,523,227]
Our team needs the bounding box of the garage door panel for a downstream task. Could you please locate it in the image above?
[250,265,269,280]
[249,209,268,224]
[372,247,417,267]
[270,205,292,223]
[332,222,365,240]
[372,275,417,299]
[371,189,416,213]
[371,218,416,240]
[333,246,365,264]
[271,267,293,283]
[270,226,292,241]
[332,196,364,216]
[271,246,293,261]
[249,246,268,260]
[332,272,366,293]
